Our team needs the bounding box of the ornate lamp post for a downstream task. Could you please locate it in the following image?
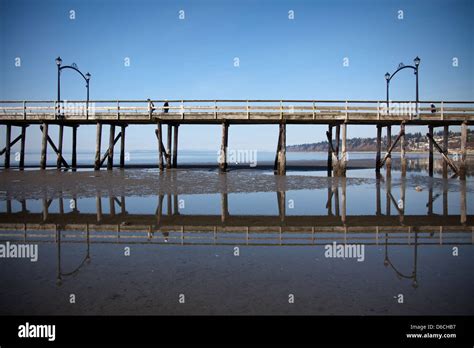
[56,56,91,117]
[385,56,420,116]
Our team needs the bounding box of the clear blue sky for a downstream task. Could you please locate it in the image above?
[1,0,473,152]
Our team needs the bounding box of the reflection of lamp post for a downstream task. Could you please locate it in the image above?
[56,223,91,286]
[55,56,91,117]
[384,230,419,288]
[385,56,420,116]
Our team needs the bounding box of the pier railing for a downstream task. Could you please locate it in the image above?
[1,100,473,123]
[0,223,471,246]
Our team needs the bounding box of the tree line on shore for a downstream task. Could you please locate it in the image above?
[287,129,473,152]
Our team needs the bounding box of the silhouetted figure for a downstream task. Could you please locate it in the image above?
[163,101,169,113]
[147,99,155,115]
[430,103,436,113]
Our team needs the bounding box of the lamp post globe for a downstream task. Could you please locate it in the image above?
[414,56,420,67]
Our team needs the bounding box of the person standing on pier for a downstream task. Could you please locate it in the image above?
[163,100,169,113]
[147,98,155,115]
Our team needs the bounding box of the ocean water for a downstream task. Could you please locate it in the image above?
[15,149,449,166]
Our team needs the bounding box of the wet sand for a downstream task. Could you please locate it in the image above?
[1,162,472,201]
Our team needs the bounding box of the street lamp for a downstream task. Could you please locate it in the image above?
[56,56,91,118]
[385,56,420,117]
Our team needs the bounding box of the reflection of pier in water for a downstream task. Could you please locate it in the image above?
[0,177,471,246]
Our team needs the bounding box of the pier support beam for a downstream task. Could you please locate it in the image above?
[94,123,102,170]
[333,124,347,176]
[56,124,64,169]
[341,123,347,176]
[4,125,11,168]
[375,125,382,175]
[40,123,48,169]
[155,123,164,171]
[386,125,392,177]
[426,131,459,176]
[166,125,172,169]
[459,122,467,180]
[221,193,229,223]
[120,125,126,168]
[442,125,449,178]
[380,127,404,170]
[275,122,286,175]
[333,124,340,175]
[400,123,406,177]
[172,125,179,168]
[71,125,78,170]
[107,124,115,170]
[219,122,229,172]
[428,125,434,177]
[277,190,286,222]
[460,179,467,224]
[20,126,27,169]
[327,125,333,177]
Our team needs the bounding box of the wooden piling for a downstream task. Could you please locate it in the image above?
[56,125,64,169]
[6,197,11,214]
[335,124,340,157]
[120,125,126,168]
[221,193,228,223]
[442,125,448,178]
[332,124,340,174]
[386,125,392,175]
[340,123,347,176]
[59,191,64,214]
[341,178,346,224]
[276,122,286,175]
[426,132,459,175]
[428,186,433,215]
[326,180,332,215]
[375,125,382,174]
[172,125,179,168]
[460,122,467,180]
[376,176,381,215]
[274,125,282,174]
[72,126,78,170]
[460,179,466,224]
[109,196,116,216]
[107,124,115,170]
[166,125,172,169]
[94,123,102,170]
[120,196,126,215]
[96,192,102,222]
[386,174,391,216]
[20,126,26,169]
[173,194,179,215]
[40,123,48,169]
[327,125,333,177]
[156,123,164,171]
[400,176,406,224]
[219,122,229,172]
[400,123,406,176]
[167,194,172,216]
[428,125,434,177]
[277,190,286,222]
[42,198,48,222]
[4,125,11,169]
[443,180,448,216]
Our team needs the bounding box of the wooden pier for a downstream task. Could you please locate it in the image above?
[0,99,472,178]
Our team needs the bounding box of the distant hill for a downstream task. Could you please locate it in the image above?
[287,130,473,152]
